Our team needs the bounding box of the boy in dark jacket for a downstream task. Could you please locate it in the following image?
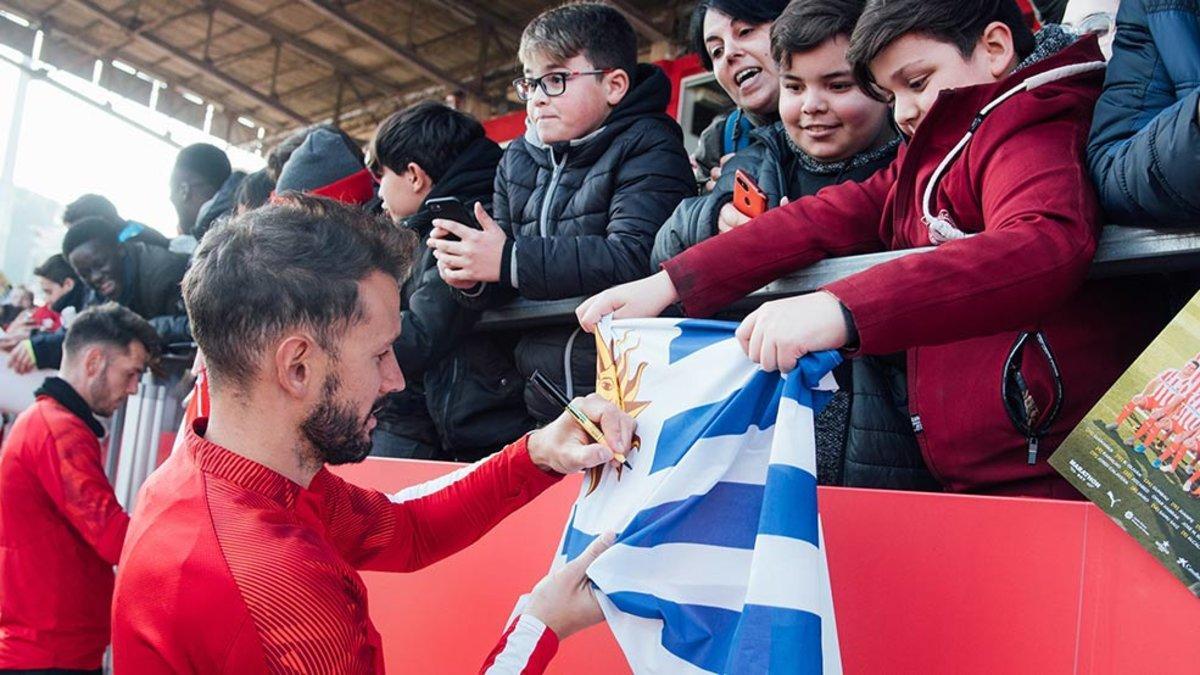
[580,0,1162,499]
[15,217,190,373]
[1087,0,1200,227]
[429,2,694,421]
[368,102,533,460]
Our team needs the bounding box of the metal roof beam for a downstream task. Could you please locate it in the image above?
[288,0,470,92]
[608,0,671,44]
[212,0,400,97]
[0,1,277,137]
[58,0,309,124]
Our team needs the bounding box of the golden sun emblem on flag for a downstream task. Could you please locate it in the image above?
[587,327,651,495]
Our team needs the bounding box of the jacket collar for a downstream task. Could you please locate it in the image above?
[35,377,105,437]
[186,417,331,510]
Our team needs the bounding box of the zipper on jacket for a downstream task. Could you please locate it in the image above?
[539,150,567,237]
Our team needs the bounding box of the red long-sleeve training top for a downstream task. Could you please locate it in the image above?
[0,389,129,670]
[112,418,563,673]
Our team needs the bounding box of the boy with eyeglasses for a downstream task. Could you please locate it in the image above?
[427,1,694,422]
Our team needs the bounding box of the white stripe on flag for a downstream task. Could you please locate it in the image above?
[743,534,823,614]
[589,542,752,611]
[768,397,818,475]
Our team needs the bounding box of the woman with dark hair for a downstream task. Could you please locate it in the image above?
[689,0,791,185]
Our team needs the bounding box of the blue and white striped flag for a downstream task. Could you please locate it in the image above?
[555,317,842,674]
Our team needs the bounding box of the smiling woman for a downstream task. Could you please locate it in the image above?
[686,0,790,180]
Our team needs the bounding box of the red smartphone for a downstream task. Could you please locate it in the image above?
[733,169,768,218]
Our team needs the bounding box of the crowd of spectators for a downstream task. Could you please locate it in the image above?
[0,0,1197,671]
[0,0,1196,499]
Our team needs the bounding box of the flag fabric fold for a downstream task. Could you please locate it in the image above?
[554,317,842,674]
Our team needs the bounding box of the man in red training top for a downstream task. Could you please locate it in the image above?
[0,303,156,673]
[111,195,634,673]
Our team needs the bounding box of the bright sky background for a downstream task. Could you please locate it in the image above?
[0,39,265,237]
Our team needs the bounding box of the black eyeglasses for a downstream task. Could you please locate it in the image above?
[512,69,613,102]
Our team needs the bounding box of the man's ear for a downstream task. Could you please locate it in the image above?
[83,345,105,378]
[604,69,631,106]
[62,278,75,292]
[406,162,433,195]
[979,21,1017,79]
[274,334,321,400]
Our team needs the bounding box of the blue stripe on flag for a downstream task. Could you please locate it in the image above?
[621,482,762,550]
[561,506,599,561]
[727,604,824,675]
[757,465,818,546]
[562,526,598,561]
[653,372,783,473]
[668,319,739,364]
[607,591,740,673]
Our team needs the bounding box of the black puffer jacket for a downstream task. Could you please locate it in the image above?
[30,243,190,368]
[382,137,533,460]
[457,63,694,421]
[652,121,899,268]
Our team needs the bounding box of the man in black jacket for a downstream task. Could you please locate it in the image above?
[429,3,695,421]
[369,101,533,460]
[12,217,190,373]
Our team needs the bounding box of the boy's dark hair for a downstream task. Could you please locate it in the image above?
[689,0,791,71]
[33,254,79,284]
[771,0,866,67]
[519,2,638,80]
[235,169,275,212]
[64,302,161,361]
[367,102,485,183]
[62,216,122,257]
[183,194,416,388]
[174,143,232,191]
[848,0,1036,97]
[63,194,121,227]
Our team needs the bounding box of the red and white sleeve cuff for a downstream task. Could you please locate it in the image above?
[480,614,559,675]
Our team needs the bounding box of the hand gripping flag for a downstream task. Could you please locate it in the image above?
[555,317,842,674]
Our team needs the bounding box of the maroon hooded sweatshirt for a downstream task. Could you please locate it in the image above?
[662,36,1158,498]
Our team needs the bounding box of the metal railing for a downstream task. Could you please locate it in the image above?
[475,225,1200,330]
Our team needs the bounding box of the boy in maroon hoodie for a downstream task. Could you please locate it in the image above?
[579,0,1160,498]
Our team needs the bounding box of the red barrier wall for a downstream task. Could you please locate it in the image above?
[332,458,1200,674]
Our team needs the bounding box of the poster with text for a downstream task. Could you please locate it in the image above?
[1051,291,1200,596]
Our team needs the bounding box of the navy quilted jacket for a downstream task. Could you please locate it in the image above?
[1087,0,1200,227]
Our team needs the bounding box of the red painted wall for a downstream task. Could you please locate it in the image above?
[333,458,1200,674]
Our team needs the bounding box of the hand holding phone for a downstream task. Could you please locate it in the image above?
[427,197,481,242]
[732,169,768,219]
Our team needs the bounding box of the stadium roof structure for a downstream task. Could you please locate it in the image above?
[0,0,691,150]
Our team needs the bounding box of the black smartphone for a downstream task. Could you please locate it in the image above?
[426,197,481,242]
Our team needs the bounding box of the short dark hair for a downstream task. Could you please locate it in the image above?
[62,216,121,257]
[64,302,161,362]
[63,194,121,227]
[235,169,275,212]
[183,194,415,388]
[519,2,638,79]
[33,254,79,284]
[690,0,791,70]
[367,102,485,183]
[848,0,1036,96]
[771,0,865,67]
[174,143,232,191]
